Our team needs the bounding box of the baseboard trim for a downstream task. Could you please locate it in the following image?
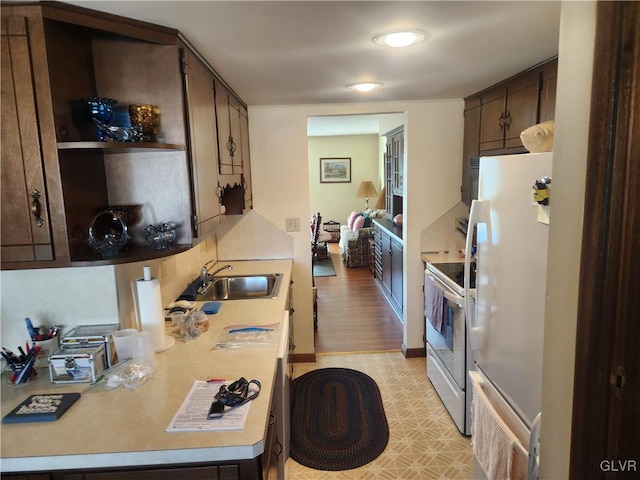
[293,349,422,362]
[291,353,317,363]
[317,349,402,356]
[402,344,426,358]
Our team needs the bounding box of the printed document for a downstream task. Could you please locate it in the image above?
[166,380,251,432]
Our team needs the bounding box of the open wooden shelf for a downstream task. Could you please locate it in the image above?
[69,243,191,267]
[57,141,184,152]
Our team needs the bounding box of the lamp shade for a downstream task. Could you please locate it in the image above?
[356,181,378,209]
[356,181,378,199]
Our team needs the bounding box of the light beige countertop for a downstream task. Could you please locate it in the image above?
[421,252,465,264]
[0,259,293,473]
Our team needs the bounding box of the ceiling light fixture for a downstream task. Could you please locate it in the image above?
[347,82,382,92]
[373,29,425,48]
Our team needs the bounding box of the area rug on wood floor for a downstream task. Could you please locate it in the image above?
[313,255,336,277]
[289,367,389,471]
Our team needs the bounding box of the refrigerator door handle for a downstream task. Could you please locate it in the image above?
[464,199,489,350]
[470,369,533,480]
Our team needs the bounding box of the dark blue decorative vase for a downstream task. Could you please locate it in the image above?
[81,97,117,141]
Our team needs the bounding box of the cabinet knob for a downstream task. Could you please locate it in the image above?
[30,189,44,227]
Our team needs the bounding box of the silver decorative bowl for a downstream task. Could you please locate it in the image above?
[144,222,176,250]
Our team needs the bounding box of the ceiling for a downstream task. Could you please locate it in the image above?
[62,1,561,134]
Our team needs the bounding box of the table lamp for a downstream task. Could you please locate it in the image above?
[356,181,378,210]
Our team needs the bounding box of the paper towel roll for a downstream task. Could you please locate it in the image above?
[134,275,166,351]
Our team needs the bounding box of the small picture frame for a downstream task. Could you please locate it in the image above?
[320,157,351,183]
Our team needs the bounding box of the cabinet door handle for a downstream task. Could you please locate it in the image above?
[30,189,44,227]
[227,135,236,158]
[504,111,512,130]
[498,113,505,131]
[274,439,283,457]
[269,412,276,425]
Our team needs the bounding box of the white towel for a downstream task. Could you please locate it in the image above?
[520,121,554,153]
[471,375,528,480]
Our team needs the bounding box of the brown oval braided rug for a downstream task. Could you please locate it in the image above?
[289,367,389,471]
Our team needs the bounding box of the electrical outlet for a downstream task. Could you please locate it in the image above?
[285,217,300,232]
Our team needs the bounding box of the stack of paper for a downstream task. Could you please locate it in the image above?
[166,381,251,432]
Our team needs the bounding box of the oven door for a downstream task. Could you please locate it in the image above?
[425,270,466,389]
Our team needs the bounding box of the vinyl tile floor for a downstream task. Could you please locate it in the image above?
[286,351,473,479]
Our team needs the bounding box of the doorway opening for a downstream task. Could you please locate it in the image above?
[307,113,405,353]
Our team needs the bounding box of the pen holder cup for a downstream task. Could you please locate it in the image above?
[6,363,38,386]
[35,337,59,369]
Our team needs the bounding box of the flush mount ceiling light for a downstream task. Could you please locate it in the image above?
[373,29,425,48]
[347,82,383,92]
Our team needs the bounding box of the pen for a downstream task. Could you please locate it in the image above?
[2,348,20,364]
[13,348,36,384]
[25,317,40,340]
[1,350,19,373]
[207,378,226,383]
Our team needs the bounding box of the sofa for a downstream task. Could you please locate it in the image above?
[338,209,386,267]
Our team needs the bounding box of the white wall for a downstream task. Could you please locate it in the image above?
[0,266,119,349]
[249,100,464,355]
[308,134,381,224]
[540,2,595,478]
[0,236,221,350]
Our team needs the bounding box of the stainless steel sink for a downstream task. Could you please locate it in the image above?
[196,273,283,301]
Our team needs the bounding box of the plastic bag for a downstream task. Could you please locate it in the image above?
[180,311,210,341]
[213,323,279,350]
[84,360,153,392]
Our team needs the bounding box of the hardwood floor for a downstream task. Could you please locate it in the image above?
[313,243,403,353]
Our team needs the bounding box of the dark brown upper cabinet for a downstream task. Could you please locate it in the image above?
[1,2,251,270]
[461,57,558,205]
[479,68,541,153]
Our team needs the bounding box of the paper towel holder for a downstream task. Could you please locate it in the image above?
[130,266,175,353]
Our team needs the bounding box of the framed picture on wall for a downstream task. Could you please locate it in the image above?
[320,157,351,183]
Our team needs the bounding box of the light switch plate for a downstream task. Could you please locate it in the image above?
[286,217,300,232]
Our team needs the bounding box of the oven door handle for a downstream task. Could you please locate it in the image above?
[425,271,464,307]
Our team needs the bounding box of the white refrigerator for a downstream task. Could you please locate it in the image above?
[464,152,552,480]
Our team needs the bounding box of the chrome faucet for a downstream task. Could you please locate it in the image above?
[198,261,232,294]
